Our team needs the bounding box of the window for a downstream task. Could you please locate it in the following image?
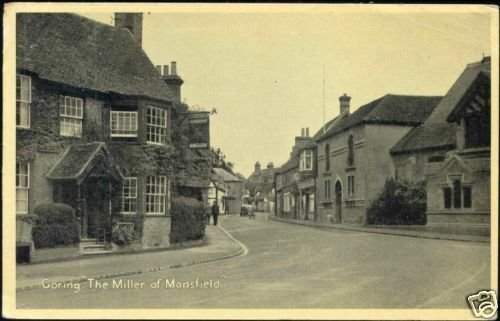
[325,144,330,172]
[283,193,291,212]
[146,176,168,214]
[324,179,331,201]
[347,175,355,198]
[16,162,29,214]
[121,177,137,214]
[428,156,445,163]
[146,106,167,144]
[443,179,472,209]
[347,135,354,166]
[111,111,138,137]
[308,193,315,213]
[465,114,490,148]
[60,96,83,137]
[16,74,31,128]
[443,187,452,209]
[300,150,313,171]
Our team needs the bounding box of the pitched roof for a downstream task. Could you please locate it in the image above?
[47,142,123,181]
[317,94,442,142]
[391,57,491,155]
[17,13,173,102]
[390,123,456,155]
[212,168,241,182]
[426,58,491,124]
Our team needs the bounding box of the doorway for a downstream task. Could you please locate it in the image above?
[84,178,112,243]
[335,181,342,224]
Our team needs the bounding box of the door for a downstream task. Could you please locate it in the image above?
[335,181,342,224]
[85,178,111,242]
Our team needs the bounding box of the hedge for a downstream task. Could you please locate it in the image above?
[32,202,80,248]
[366,178,427,225]
[170,197,207,244]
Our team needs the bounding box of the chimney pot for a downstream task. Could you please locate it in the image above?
[301,128,305,137]
[171,61,177,75]
[339,93,351,115]
[155,65,162,74]
[306,127,310,137]
[163,65,169,76]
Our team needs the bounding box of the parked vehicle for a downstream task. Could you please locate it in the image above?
[240,204,254,217]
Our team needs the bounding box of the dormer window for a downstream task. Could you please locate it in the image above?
[300,150,313,171]
[146,106,167,144]
[60,96,83,137]
[16,74,31,128]
[111,111,138,137]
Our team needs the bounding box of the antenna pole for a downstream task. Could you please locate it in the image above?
[322,64,326,134]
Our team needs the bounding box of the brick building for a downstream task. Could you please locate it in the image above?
[391,57,491,234]
[15,13,210,253]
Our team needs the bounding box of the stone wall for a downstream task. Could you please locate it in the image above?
[142,216,171,249]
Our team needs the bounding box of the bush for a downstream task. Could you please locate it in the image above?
[112,223,135,246]
[366,178,427,225]
[32,202,80,248]
[170,197,207,244]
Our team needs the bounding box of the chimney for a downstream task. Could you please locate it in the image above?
[305,127,310,137]
[161,61,184,103]
[115,13,143,46]
[155,65,162,74]
[255,162,261,173]
[339,93,351,115]
[301,128,305,137]
[267,162,274,169]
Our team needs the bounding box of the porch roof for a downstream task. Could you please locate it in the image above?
[47,142,123,182]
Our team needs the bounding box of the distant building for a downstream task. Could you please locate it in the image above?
[245,161,277,211]
[211,168,244,214]
[275,128,316,220]
[391,57,491,233]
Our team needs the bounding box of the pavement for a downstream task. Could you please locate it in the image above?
[269,215,490,243]
[16,212,491,310]
[16,223,243,291]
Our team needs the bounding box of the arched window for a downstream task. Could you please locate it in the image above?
[325,144,330,172]
[347,135,354,166]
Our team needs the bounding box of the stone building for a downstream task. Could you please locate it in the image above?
[315,93,442,225]
[391,57,491,234]
[15,13,210,254]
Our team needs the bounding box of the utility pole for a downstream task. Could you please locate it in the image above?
[322,64,326,134]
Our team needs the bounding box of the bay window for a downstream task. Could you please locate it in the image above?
[300,150,313,171]
[111,111,138,137]
[146,106,167,144]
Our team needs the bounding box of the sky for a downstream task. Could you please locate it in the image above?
[80,6,493,177]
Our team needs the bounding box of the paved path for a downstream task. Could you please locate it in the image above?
[17,213,490,309]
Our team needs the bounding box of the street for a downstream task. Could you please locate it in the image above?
[17,213,490,309]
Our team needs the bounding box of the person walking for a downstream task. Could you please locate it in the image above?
[211,201,220,226]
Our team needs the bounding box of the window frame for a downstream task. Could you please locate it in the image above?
[443,179,473,210]
[60,96,84,137]
[324,179,331,201]
[16,74,31,128]
[120,177,138,214]
[347,175,355,198]
[300,150,313,171]
[146,176,168,215]
[347,135,355,166]
[16,162,30,214]
[283,192,291,213]
[111,110,139,137]
[146,106,168,145]
[325,143,330,172]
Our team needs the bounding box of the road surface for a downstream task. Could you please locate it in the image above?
[17,213,490,309]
